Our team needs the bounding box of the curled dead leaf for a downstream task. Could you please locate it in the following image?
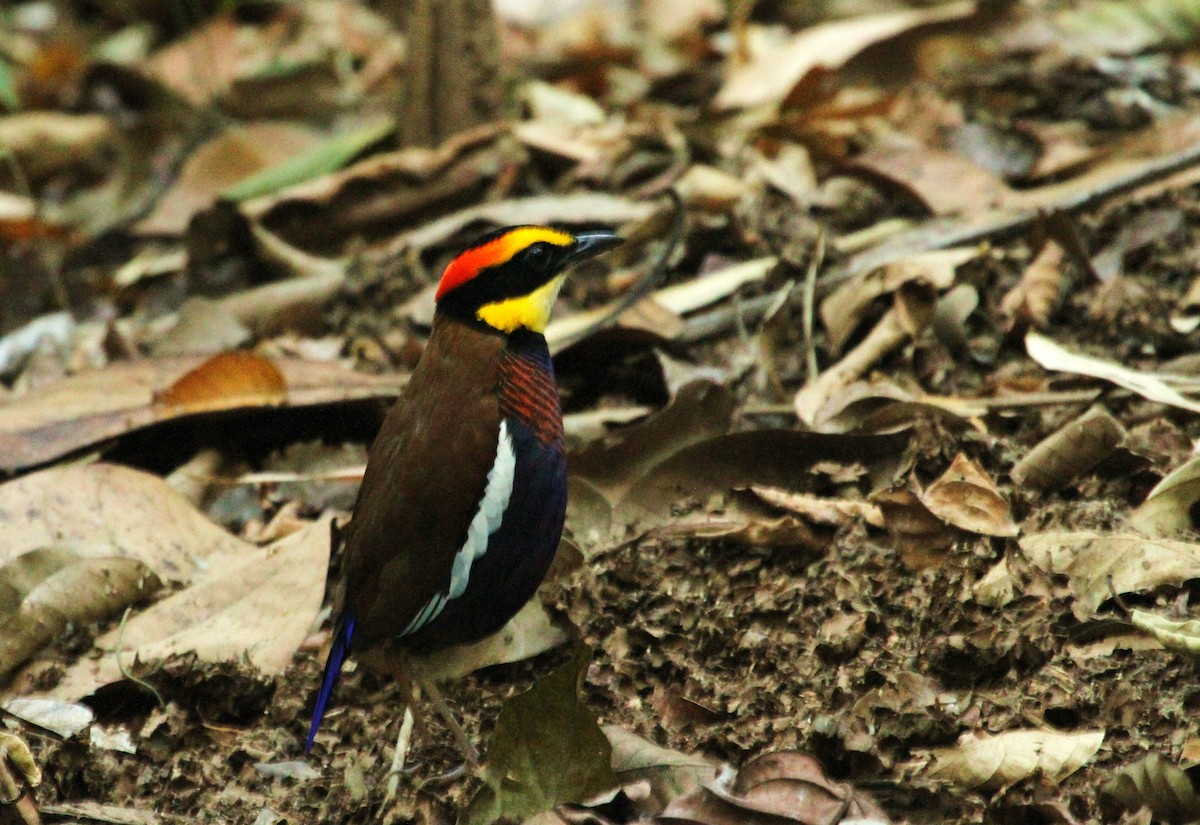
[916,729,1104,790]
[662,750,889,825]
[155,351,287,414]
[604,726,717,815]
[1000,240,1067,332]
[1130,610,1200,658]
[921,453,1018,537]
[751,486,885,528]
[1011,407,1127,491]
[0,555,160,681]
[1101,753,1200,822]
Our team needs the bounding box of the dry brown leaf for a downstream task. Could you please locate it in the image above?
[662,750,890,825]
[155,351,287,414]
[1020,532,1200,619]
[751,486,885,528]
[604,726,717,816]
[616,431,908,531]
[136,124,322,235]
[0,112,116,183]
[1130,610,1200,658]
[714,2,974,110]
[0,555,159,680]
[873,486,958,570]
[0,357,403,472]
[917,729,1104,790]
[413,601,571,683]
[570,381,735,502]
[0,463,247,581]
[149,298,251,357]
[1130,450,1200,539]
[1026,333,1200,415]
[848,145,1014,216]
[1000,240,1067,332]
[796,287,937,426]
[1102,753,1200,821]
[1011,407,1127,491]
[652,511,827,554]
[41,516,331,701]
[922,453,1018,537]
[820,247,975,353]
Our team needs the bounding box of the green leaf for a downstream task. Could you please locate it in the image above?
[0,57,18,111]
[221,118,393,202]
[464,645,617,825]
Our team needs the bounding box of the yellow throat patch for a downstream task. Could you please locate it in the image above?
[476,275,566,334]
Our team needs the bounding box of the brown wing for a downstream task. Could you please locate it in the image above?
[339,316,505,651]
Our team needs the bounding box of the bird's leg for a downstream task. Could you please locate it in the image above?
[404,654,480,768]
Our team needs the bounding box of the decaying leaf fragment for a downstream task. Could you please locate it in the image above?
[1019,532,1200,619]
[1130,610,1200,658]
[1101,753,1200,822]
[921,453,1018,538]
[605,726,717,815]
[751,486,885,528]
[465,645,616,825]
[411,601,571,683]
[873,486,958,570]
[662,750,890,825]
[1011,407,1127,491]
[917,729,1104,790]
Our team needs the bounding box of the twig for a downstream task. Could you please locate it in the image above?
[801,229,825,383]
[382,706,415,809]
[115,608,164,708]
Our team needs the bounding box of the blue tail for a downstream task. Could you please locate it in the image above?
[305,614,355,753]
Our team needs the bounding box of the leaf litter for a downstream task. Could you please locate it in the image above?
[7,0,1200,823]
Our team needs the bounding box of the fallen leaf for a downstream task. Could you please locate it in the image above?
[1130,449,1200,539]
[0,356,403,472]
[849,145,1013,216]
[616,431,908,531]
[1011,407,1127,491]
[1019,532,1200,619]
[917,729,1104,790]
[1101,753,1200,822]
[465,645,617,825]
[0,555,159,680]
[604,726,717,814]
[663,750,890,825]
[820,247,974,353]
[0,697,93,739]
[1026,333,1200,415]
[0,462,247,581]
[1130,610,1200,658]
[751,486,885,528]
[570,381,735,503]
[873,486,958,570]
[921,453,1018,537]
[714,2,975,110]
[156,351,287,414]
[41,516,331,701]
[1000,240,1067,332]
[415,601,572,683]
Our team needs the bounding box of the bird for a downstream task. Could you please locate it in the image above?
[305,225,622,756]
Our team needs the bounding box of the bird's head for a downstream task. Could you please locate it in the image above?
[434,226,622,334]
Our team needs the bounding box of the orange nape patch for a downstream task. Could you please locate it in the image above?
[435,226,573,301]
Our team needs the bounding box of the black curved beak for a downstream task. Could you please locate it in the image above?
[566,231,624,265]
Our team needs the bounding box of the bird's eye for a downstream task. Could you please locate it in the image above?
[526,244,551,269]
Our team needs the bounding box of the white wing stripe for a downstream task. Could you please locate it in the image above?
[400,421,516,637]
